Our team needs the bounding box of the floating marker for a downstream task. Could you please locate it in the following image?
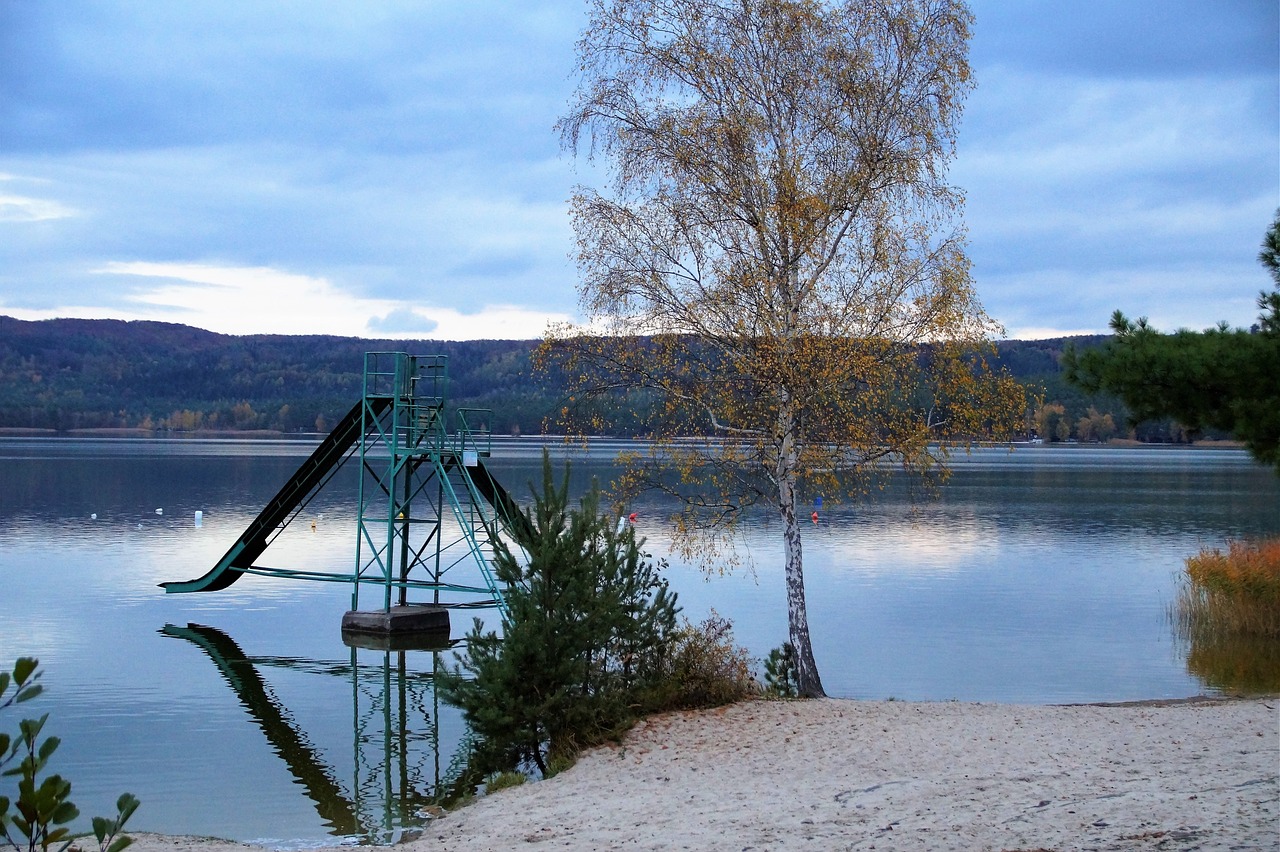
[194,510,203,527]
[155,508,163,515]
[90,513,97,520]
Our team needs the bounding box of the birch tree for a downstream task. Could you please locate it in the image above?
[549,0,1024,696]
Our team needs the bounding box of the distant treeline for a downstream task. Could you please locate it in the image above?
[0,316,1209,443]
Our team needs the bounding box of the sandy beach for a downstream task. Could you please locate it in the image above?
[130,697,1278,851]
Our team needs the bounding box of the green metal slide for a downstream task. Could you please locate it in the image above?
[458,458,535,544]
[161,396,392,593]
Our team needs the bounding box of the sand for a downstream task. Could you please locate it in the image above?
[129,697,1278,852]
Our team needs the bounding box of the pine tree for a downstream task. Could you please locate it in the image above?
[439,453,679,776]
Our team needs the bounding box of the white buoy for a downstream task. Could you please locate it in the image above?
[136,523,143,529]
[90,513,97,520]
[155,508,163,515]
[194,510,203,527]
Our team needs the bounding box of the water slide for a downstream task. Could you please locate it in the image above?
[163,393,530,595]
[458,457,535,543]
[161,396,391,593]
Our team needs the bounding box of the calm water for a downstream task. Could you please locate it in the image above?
[0,437,1276,846]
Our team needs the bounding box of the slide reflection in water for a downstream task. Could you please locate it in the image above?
[160,623,470,845]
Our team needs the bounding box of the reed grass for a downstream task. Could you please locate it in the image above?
[1175,537,1280,639]
[1174,538,1280,693]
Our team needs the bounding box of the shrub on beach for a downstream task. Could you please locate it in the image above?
[646,612,759,711]
[440,455,764,783]
[438,454,679,778]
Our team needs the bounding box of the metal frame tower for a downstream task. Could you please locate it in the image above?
[352,352,512,617]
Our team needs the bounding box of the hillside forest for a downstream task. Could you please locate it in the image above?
[0,315,1226,445]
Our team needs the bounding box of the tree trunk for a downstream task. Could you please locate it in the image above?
[780,489,825,697]
[777,407,826,698]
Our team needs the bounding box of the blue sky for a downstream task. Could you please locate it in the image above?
[1,0,1276,340]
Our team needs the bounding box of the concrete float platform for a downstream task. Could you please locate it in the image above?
[341,604,450,636]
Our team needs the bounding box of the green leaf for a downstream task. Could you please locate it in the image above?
[37,736,61,763]
[106,836,135,852]
[20,714,49,743]
[115,793,140,823]
[50,801,78,826]
[12,659,38,687]
[16,684,43,704]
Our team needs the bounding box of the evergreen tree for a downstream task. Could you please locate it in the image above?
[439,454,679,776]
[1065,211,1280,470]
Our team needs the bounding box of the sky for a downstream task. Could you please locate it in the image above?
[0,1,1276,341]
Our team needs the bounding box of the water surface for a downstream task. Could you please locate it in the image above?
[0,438,1275,845]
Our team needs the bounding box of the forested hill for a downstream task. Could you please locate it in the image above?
[0,316,546,435]
[0,315,1130,440]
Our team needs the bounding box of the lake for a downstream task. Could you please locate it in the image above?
[0,437,1276,846]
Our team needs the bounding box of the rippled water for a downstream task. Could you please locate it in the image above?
[0,438,1275,845]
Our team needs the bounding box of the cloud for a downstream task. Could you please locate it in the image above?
[367,307,439,335]
[0,1,1274,342]
[0,260,570,340]
[0,192,77,222]
[0,174,79,222]
[987,265,1265,339]
[958,35,1277,336]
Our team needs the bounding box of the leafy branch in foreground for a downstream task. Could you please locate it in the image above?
[0,659,138,852]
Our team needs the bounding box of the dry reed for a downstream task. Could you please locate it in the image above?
[1174,538,1280,693]
[1175,537,1280,639]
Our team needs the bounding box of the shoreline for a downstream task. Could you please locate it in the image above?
[128,695,1279,851]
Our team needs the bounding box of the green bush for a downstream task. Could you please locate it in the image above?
[0,659,138,852]
[439,453,679,777]
[482,772,526,794]
[763,643,799,698]
[648,613,758,711]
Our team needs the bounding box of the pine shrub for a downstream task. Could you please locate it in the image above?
[439,453,679,777]
[763,643,800,698]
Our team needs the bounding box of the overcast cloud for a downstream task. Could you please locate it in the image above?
[1,0,1276,340]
